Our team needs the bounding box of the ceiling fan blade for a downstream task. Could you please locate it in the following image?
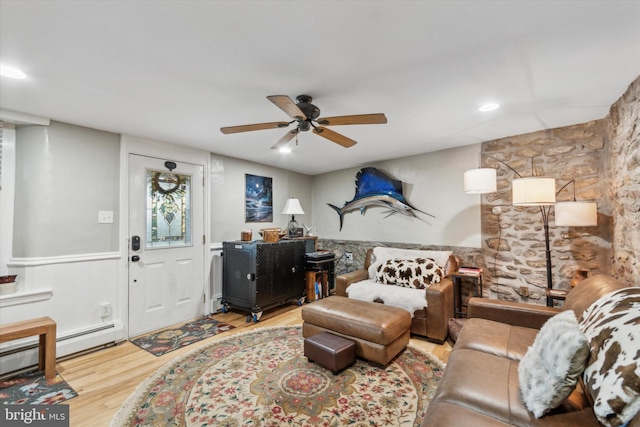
[267,95,307,120]
[271,129,299,150]
[316,113,387,126]
[313,127,357,148]
[220,121,290,134]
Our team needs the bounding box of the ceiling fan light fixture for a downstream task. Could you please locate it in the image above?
[479,102,500,112]
[298,121,311,132]
[221,94,386,149]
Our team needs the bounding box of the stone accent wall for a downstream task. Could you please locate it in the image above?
[480,120,611,305]
[608,75,640,284]
[318,238,483,285]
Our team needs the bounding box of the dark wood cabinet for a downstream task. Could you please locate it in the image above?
[222,240,306,322]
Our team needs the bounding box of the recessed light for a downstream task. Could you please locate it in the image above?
[279,147,292,153]
[0,64,27,79]
[479,103,500,112]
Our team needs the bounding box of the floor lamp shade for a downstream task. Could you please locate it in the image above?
[464,168,497,194]
[555,201,598,226]
[512,177,556,206]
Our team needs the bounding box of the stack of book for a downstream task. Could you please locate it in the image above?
[457,266,482,277]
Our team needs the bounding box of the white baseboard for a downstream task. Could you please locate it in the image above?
[0,320,125,376]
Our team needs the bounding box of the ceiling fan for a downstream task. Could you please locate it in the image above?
[220,95,387,149]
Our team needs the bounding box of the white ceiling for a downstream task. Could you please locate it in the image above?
[1,1,639,175]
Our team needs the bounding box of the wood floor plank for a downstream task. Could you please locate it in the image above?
[57,304,451,426]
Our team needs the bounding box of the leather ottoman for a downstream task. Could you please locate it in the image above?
[301,295,411,366]
[304,331,356,374]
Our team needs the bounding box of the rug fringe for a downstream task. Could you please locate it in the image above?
[406,342,447,371]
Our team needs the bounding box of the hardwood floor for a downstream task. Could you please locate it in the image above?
[56,305,452,426]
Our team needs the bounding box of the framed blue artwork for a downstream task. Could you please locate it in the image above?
[245,174,273,222]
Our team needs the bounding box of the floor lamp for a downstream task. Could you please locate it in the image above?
[464,155,597,306]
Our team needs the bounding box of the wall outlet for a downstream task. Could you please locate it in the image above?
[98,211,114,224]
[345,252,353,261]
[99,303,112,317]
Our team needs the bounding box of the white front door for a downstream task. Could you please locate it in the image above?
[128,154,205,337]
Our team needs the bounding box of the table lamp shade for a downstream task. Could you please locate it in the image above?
[282,198,304,236]
[281,198,304,215]
[464,168,497,194]
[512,177,556,206]
[555,201,597,226]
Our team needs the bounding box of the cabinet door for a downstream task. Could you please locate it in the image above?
[271,242,304,300]
[223,244,257,308]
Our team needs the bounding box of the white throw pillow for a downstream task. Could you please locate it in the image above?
[518,310,590,418]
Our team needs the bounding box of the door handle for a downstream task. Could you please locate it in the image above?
[131,255,140,262]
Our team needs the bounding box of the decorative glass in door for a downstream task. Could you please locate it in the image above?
[146,171,192,248]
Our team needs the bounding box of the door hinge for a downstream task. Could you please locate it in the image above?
[203,293,206,303]
[203,235,206,244]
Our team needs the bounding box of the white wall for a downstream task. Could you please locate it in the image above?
[1,121,124,375]
[13,122,120,257]
[312,143,483,248]
[210,154,313,243]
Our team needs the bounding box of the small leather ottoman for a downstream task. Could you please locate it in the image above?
[301,295,411,366]
[304,332,356,374]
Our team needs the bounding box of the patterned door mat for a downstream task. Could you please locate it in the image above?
[0,371,77,404]
[130,316,234,356]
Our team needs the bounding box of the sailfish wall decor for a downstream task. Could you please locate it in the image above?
[328,167,434,231]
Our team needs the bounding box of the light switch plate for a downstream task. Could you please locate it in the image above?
[98,211,114,224]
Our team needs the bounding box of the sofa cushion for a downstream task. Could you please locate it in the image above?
[518,310,590,418]
[454,318,538,361]
[367,247,452,280]
[375,257,444,288]
[429,348,558,425]
[579,287,640,427]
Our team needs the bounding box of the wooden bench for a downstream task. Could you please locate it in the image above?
[0,316,57,379]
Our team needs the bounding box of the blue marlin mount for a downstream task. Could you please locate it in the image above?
[328,167,435,231]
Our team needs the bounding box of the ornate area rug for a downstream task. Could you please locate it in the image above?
[0,371,77,404]
[112,326,445,426]
[131,316,235,356]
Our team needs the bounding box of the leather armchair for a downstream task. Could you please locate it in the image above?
[335,248,457,343]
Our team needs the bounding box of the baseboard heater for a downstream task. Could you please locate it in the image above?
[0,322,122,377]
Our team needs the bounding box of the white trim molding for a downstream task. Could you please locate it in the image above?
[8,252,121,267]
[0,289,53,308]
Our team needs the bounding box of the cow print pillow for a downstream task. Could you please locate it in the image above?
[579,287,640,427]
[375,258,444,289]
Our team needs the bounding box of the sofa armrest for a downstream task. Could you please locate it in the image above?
[467,297,560,329]
[425,277,454,343]
[335,269,369,296]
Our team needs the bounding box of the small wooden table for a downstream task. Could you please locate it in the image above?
[452,273,483,318]
[0,316,57,379]
[305,255,336,302]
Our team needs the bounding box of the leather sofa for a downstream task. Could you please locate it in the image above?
[335,247,458,343]
[422,274,640,427]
